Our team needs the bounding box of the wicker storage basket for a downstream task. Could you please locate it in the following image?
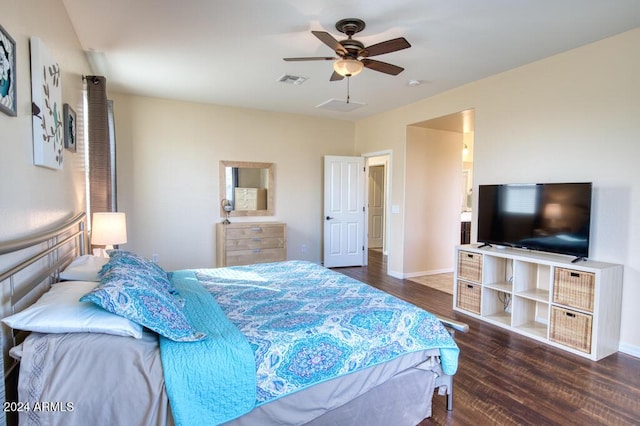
[456,280,481,314]
[553,268,595,312]
[458,251,482,283]
[550,306,592,353]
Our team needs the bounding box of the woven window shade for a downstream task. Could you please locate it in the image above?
[86,76,115,214]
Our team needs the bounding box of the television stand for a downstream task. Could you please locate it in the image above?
[478,243,492,249]
[453,244,623,361]
[571,256,587,264]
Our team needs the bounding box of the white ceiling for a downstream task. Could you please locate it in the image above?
[62,0,640,122]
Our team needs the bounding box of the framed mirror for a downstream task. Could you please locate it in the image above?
[220,160,274,217]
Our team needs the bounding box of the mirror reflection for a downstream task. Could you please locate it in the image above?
[220,160,274,217]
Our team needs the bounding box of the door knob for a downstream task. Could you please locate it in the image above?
[326,216,334,220]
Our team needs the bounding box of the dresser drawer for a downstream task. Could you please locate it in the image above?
[226,237,284,251]
[226,248,286,266]
[226,225,285,240]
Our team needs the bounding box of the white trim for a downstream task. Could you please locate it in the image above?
[388,269,403,279]
[362,149,393,276]
[618,342,640,359]
[403,268,453,279]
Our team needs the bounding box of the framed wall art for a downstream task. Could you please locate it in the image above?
[30,37,63,169]
[63,103,76,152]
[0,24,17,117]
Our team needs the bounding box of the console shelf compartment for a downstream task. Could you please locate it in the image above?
[453,245,623,361]
[482,287,512,327]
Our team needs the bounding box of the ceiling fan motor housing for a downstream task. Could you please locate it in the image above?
[339,39,364,58]
[336,19,366,58]
[335,18,366,36]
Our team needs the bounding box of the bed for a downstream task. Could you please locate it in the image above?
[1,213,467,426]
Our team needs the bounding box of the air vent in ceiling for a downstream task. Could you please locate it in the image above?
[277,74,308,85]
[316,98,365,112]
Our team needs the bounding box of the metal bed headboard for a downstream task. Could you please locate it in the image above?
[0,212,87,420]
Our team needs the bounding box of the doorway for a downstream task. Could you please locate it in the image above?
[402,109,474,287]
[365,153,391,257]
[368,165,385,250]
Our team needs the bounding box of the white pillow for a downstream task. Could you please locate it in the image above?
[2,281,142,338]
[59,255,108,281]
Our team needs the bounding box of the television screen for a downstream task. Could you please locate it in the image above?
[477,183,592,258]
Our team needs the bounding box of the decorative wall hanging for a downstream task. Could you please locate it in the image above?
[30,37,63,169]
[63,103,77,152]
[0,24,17,117]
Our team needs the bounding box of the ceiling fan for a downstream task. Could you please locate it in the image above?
[284,18,411,81]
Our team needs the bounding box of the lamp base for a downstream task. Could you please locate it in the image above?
[92,245,114,258]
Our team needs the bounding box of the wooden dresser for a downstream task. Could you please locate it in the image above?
[234,187,267,211]
[216,222,286,267]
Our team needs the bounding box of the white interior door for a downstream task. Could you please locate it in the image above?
[368,165,385,249]
[323,155,365,268]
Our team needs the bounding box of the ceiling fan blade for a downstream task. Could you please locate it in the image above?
[312,31,348,56]
[361,59,405,75]
[284,56,336,61]
[359,37,411,58]
[330,71,344,81]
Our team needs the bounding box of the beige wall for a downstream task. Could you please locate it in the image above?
[0,0,89,242]
[112,93,355,270]
[404,127,462,276]
[355,28,640,355]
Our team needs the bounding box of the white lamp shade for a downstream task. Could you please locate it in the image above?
[92,212,127,246]
[333,59,364,77]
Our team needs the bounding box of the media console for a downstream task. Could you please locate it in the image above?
[453,244,623,361]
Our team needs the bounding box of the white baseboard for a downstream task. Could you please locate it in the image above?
[618,342,640,359]
[403,268,453,279]
[388,270,403,279]
[388,269,454,279]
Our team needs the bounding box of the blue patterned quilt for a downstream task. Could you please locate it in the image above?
[192,260,459,406]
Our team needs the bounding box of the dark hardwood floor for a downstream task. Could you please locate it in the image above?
[336,250,640,426]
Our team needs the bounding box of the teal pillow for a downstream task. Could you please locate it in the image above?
[81,264,205,342]
[101,250,179,298]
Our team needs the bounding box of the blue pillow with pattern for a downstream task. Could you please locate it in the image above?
[101,250,179,298]
[81,264,205,342]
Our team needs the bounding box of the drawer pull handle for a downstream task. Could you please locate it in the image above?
[565,312,576,318]
[467,254,473,258]
[252,249,262,254]
[251,227,262,232]
[466,284,474,289]
[252,238,261,242]
[570,272,580,277]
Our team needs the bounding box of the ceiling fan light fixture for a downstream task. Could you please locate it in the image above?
[333,59,363,77]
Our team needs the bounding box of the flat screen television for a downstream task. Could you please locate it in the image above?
[477,182,592,259]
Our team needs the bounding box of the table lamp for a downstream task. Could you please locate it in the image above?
[91,212,127,257]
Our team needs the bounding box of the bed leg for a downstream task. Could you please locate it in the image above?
[446,381,454,411]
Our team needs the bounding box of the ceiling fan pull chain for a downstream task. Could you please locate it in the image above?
[347,77,350,104]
